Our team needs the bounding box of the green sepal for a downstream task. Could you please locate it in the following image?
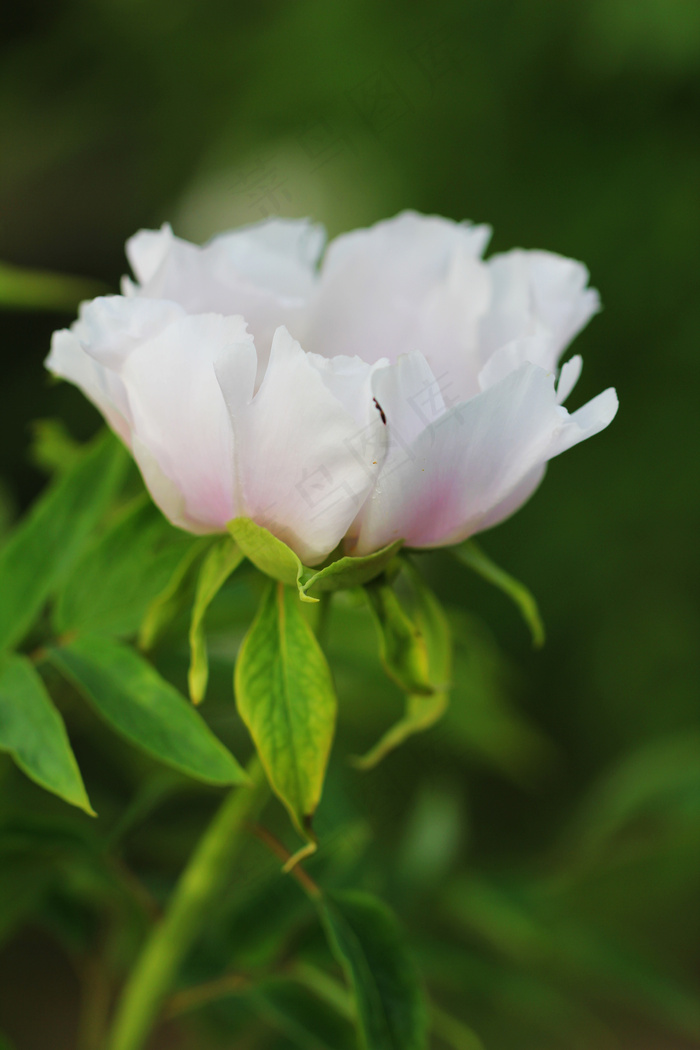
[188,536,244,704]
[235,581,337,841]
[302,539,404,597]
[364,576,434,696]
[48,634,248,786]
[228,517,318,603]
[451,540,545,647]
[355,561,452,769]
[319,890,428,1050]
[0,653,93,815]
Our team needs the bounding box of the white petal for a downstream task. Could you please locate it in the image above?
[481,249,600,365]
[126,223,174,284]
[548,387,619,457]
[302,211,493,399]
[124,219,324,369]
[120,314,253,531]
[556,354,583,404]
[225,326,386,565]
[304,351,388,426]
[478,335,556,391]
[372,351,447,448]
[46,329,132,445]
[78,295,187,369]
[206,217,325,298]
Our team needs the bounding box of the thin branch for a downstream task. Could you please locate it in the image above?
[247,822,322,898]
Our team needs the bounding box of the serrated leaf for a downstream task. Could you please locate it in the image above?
[0,258,106,312]
[355,566,451,769]
[302,540,404,597]
[139,538,211,650]
[320,890,428,1050]
[48,635,248,785]
[188,536,245,704]
[54,498,198,638]
[0,430,129,652]
[235,582,337,838]
[0,654,93,814]
[451,540,544,647]
[364,578,434,696]
[228,517,317,603]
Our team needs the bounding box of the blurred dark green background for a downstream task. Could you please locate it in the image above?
[1,1,699,1048]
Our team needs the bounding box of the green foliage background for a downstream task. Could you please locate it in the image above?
[1,1,699,1048]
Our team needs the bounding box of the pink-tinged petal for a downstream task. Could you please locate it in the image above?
[477,463,547,532]
[221,326,386,565]
[45,329,132,446]
[302,212,493,398]
[556,354,583,404]
[480,250,600,366]
[354,363,562,553]
[120,314,253,531]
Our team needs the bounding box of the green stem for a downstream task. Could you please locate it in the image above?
[106,756,268,1050]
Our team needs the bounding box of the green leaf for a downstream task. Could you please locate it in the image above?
[364,577,434,696]
[53,498,198,639]
[138,538,212,650]
[235,582,337,837]
[0,653,93,814]
[48,635,248,786]
[188,536,245,704]
[354,566,451,769]
[320,890,428,1050]
[0,258,106,312]
[228,517,317,603]
[302,540,404,597]
[29,419,83,476]
[451,540,544,647]
[0,430,129,652]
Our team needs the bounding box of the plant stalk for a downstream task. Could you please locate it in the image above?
[106,755,268,1050]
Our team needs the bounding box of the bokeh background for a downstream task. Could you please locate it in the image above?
[1,2,699,1048]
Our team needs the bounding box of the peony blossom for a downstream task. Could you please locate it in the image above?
[46,211,617,564]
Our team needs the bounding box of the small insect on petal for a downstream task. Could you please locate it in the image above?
[373,397,387,425]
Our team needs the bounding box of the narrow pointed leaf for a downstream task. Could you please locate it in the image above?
[320,890,428,1050]
[0,654,93,814]
[355,565,451,769]
[364,578,433,696]
[0,430,129,652]
[139,537,211,650]
[48,635,248,785]
[188,536,244,704]
[228,517,318,603]
[0,258,106,312]
[303,540,404,597]
[29,419,83,476]
[54,498,197,638]
[235,582,337,837]
[451,540,544,647]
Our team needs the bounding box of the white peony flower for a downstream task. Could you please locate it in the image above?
[46,211,617,564]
